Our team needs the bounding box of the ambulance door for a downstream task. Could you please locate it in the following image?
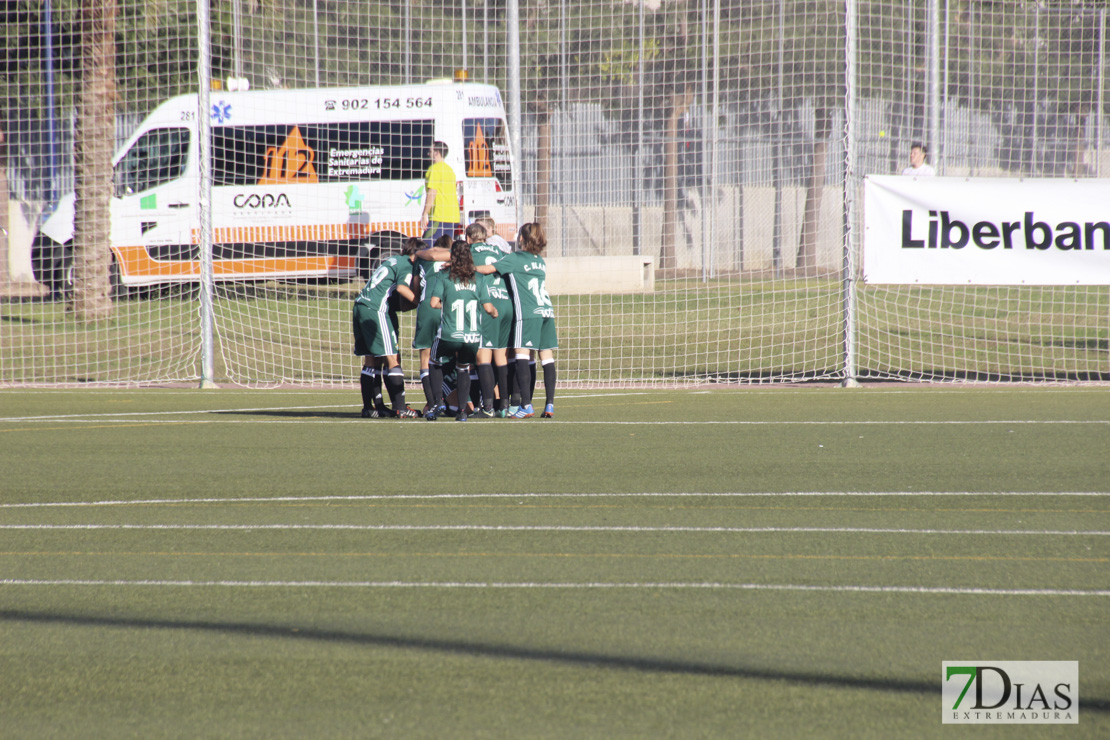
[111,127,195,283]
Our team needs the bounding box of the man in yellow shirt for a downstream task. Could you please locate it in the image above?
[418,141,460,244]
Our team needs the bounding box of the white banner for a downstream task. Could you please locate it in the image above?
[863,176,1110,285]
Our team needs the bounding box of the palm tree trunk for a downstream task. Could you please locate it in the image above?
[0,126,9,286]
[660,88,693,273]
[1073,115,1088,177]
[71,0,117,321]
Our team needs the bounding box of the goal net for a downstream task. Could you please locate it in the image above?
[1,1,1106,387]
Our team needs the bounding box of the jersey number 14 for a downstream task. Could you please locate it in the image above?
[527,277,552,308]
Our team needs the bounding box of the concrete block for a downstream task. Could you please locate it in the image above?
[545,255,655,295]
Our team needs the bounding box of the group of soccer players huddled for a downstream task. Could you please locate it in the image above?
[352,219,557,421]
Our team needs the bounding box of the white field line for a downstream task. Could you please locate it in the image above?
[1,388,1104,396]
[0,578,1106,597]
[1,524,1107,536]
[2,413,1108,426]
[2,491,1107,509]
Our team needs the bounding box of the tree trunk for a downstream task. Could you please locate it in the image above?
[71,0,117,321]
[0,125,9,285]
[796,106,831,275]
[1073,115,1088,177]
[660,88,693,273]
[535,101,551,227]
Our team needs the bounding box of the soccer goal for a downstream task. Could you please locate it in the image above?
[1,1,1106,386]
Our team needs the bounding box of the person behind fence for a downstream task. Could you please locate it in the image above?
[425,240,497,422]
[353,237,422,419]
[902,142,936,176]
[418,140,460,245]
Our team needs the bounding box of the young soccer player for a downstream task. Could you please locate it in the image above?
[476,222,557,419]
[425,240,497,421]
[417,223,513,415]
[412,234,453,413]
[352,237,421,418]
[467,224,514,416]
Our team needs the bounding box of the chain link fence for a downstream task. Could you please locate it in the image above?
[2,1,1107,385]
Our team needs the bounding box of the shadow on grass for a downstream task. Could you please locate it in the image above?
[1,607,1107,711]
[214,409,362,420]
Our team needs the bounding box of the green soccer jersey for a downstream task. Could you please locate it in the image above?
[493,252,553,319]
[415,257,448,303]
[433,275,485,343]
[470,242,512,307]
[355,255,414,313]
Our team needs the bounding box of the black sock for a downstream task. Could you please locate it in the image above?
[543,360,556,407]
[468,371,481,408]
[507,360,520,406]
[529,361,537,404]
[515,357,532,407]
[477,364,496,410]
[359,367,375,410]
[428,364,444,407]
[385,368,407,410]
[457,368,471,410]
[421,370,434,406]
[371,367,385,409]
[494,363,509,410]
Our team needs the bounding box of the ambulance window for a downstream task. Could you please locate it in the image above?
[213,125,291,185]
[114,128,190,196]
[212,120,433,185]
[314,120,433,181]
[463,117,512,191]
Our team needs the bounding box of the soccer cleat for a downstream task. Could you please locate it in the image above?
[360,407,372,418]
[394,406,420,419]
[495,409,509,418]
[456,410,469,421]
[425,407,438,421]
[510,404,534,419]
[470,408,493,419]
[541,404,554,419]
[508,405,519,416]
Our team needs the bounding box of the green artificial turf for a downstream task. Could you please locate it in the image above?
[3,279,1106,384]
[0,387,1107,738]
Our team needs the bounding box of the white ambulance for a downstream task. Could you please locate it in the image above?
[32,78,517,293]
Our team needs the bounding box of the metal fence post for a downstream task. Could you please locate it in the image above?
[1099,9,1106,177]
[928,0,940,171]
[508,0,523,232]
